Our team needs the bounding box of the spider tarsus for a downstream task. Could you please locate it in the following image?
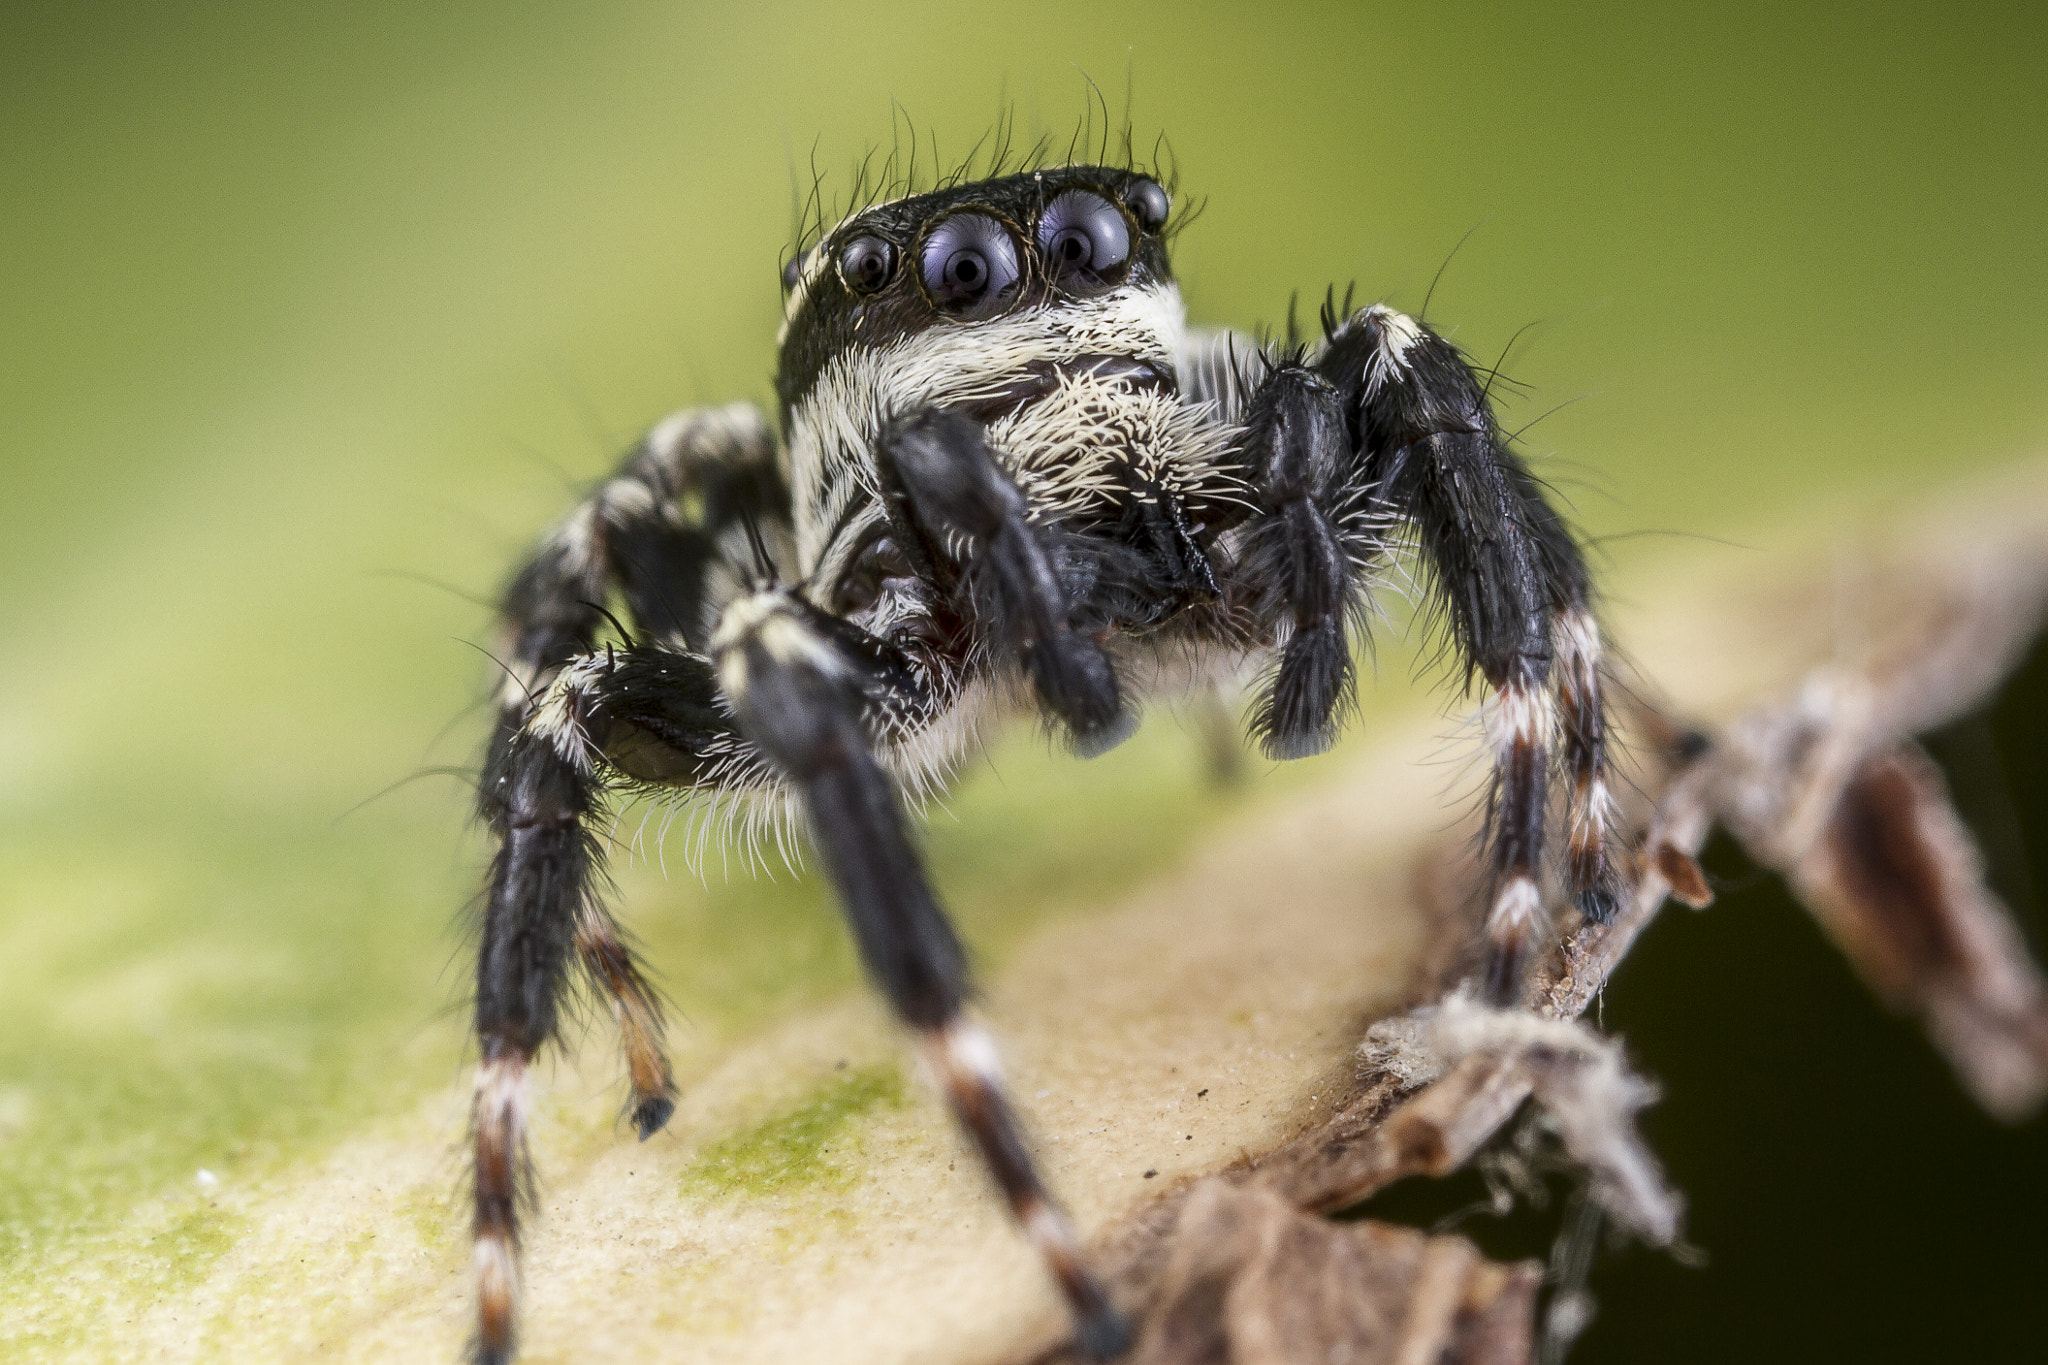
[1024,629,1130,754]
[1574,885,1623,925]
[469,1049,525,1365]
[1256,619,1352,760]
[1072,1302,1135,1360]
[1482,928,1533,1006]
[1067,705,1138,758]
[1262,730,1336,762]
[1259,721,1337,762]
[631,1094,677,1141]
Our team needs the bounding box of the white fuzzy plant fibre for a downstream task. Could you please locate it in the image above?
[1361,993,1684,1247]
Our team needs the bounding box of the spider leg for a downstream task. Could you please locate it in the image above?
[470,406,785,1364]
[1555,603,1620,923]
[1313,304,1620,998]
[1236,357,1360,758]
[473,637,780,1364]
[875,408,1133,755]
[711,587,1131,1360]
[469,716,597,1365]
[484,401,787,1117]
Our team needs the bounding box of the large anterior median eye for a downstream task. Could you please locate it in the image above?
[1037,190,1132,292]
[918,212,1021,319]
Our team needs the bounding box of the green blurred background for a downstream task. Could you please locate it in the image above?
[2,1,2044,1359]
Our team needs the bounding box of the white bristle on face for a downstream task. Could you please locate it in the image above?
[990,368,1237,519]
[785,283,1223,578]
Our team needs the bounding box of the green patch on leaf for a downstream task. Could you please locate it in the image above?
[681,1065,906,1198]
[146,1204,245,1292]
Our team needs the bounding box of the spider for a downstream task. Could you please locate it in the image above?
[463,157,1620,1363]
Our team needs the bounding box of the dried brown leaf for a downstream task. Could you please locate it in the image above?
[1131,1181,1539,1365]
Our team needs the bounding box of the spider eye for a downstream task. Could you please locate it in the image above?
[1036,190,1132,292]
[831,534,914,616]
[918,212,1022,319]
[837,236,898,295]
[1122,177,1170,232]
[781,249,807,292]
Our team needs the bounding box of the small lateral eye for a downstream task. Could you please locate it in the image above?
[781,249,808,292]
[1036,190,1132,291]
[918,212,1022,319]
[837,236,898,294]
[1123,178,1170,232]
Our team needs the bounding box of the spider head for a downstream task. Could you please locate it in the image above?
[774,166,1177,414]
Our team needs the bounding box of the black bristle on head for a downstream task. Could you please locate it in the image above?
[581,600,638,650]
[785,85,1193,260]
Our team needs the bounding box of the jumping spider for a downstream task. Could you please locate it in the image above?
[465,159,1619,1362]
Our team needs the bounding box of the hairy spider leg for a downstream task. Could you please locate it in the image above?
[711,589,1132,1360]
[875,408,1134,755]
[1236,359,1361,759]
[1311,304,1618,999]
[470,723,589,1365]
[1554,603,1621,922]
[475,639,770,1365]
[470,404,785,1364]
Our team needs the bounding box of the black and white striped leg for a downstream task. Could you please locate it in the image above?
[876,408,1132,755]
[481,402,786,1119]
[470,725,598,1365]
[1480,669,1553,1002]
[1554,603,1620,922]
[489,404,785,723]
[1497,454,1622,926]
[470,405,786,1362]
[712,589,1130,1359]
[1318,303,1615,1001]
[1238,359,1359,758]
[470,639,773,1363]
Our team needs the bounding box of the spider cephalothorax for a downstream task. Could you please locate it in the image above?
[462,158,1622,1364]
